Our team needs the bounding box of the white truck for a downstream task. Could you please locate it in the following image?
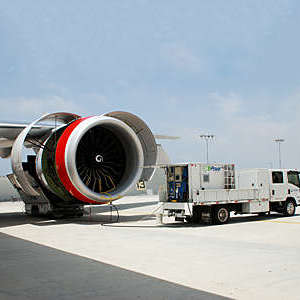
[158,163,300,224]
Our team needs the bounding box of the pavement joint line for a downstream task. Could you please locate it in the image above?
[262,220,300,224]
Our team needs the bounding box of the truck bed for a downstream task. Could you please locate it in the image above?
[192,188,261,205]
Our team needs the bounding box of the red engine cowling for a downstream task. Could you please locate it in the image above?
[13,112,157,205]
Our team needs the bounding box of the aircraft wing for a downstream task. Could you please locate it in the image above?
[0,121,180,158]
[0,123,55,158]
[154,135,180,140]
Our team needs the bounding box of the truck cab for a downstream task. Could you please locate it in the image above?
[238,169,300,215]
[271,170,300,200]
[270,169,300,214]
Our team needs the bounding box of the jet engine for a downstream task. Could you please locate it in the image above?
[10,111,157,216]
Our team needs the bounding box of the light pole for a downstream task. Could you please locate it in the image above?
[200,134,215,164]
[274,138,285,169]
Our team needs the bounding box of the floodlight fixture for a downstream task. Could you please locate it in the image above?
[200,134,215,163]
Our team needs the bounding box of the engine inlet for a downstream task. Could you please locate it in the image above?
[75,126,126,193]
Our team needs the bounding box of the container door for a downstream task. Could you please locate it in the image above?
[257,170,270,199]
[270,171,286,201]
[189,164,201,201]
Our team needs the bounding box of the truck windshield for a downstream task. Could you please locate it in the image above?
[287,171,300,188]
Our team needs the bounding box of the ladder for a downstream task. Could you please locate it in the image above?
[224,164,235,189]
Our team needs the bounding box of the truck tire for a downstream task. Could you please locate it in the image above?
[283,199,296,216]
[213,206,230,225]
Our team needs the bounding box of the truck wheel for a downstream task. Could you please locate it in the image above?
[213,206,230,225]
[283,200,296,216]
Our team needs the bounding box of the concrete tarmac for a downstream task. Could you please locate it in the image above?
[0,196,300,299]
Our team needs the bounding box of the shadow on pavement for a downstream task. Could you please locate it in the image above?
[0,232,232,300]
[87,201,157,213]
[103,212,300,228]
[0,201,158,228]
[0,202,299,229]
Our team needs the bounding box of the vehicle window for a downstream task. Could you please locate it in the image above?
[203,174,209,182]
[287,171,300,188]
[272,171,283,184]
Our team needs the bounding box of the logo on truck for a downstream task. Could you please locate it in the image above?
[206,166,223,172]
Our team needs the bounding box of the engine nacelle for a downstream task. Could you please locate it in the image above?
[12,111,157,205]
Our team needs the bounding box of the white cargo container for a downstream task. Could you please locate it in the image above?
[158,163,300,224]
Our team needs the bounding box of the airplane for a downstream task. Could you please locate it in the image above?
[0,111,177,217]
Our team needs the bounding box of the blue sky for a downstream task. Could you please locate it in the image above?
[1,0,300,173]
